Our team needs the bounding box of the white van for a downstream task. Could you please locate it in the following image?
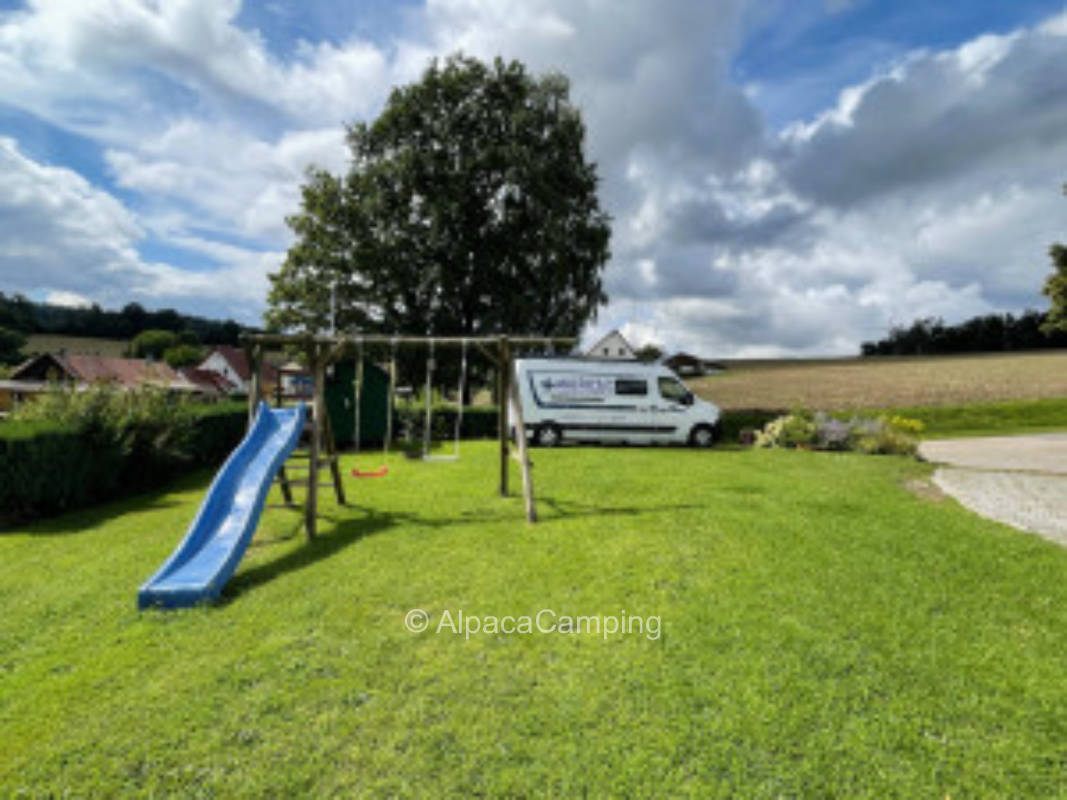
[512,358,721,447]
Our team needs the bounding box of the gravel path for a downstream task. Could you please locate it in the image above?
[918,434,1067,545]
[919,433,1067,475]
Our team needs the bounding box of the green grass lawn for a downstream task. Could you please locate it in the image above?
[4,443,1067,796]
[879,397,1067,439]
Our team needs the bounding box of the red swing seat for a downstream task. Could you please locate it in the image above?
[351,465,389,478]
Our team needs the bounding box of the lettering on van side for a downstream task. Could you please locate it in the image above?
[529,373,634,410]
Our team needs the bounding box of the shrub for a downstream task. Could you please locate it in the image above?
[756,410,922,456]
[2,390,248,522]
[755,411,817,449]
[719,409,786,443]
[14,384,196,488]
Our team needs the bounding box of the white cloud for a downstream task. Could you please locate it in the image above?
[45,290,93,308]
[105,121,347,242]
[1,0,1066,353]
[0,135,276,320]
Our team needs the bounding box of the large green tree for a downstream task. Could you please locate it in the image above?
[1043,185,1067,334]
[267,55,611,338]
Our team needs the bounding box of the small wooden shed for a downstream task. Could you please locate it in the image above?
[325,359,389,447]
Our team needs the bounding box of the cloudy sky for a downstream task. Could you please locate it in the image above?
[2,0,1066,356]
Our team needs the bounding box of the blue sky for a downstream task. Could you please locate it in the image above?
[1,0,1066,355]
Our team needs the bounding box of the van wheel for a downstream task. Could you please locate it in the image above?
[536,423,563,447]
[689,424,714,448]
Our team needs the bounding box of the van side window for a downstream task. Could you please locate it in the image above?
[615,378,647,396]
[658,377,689,403]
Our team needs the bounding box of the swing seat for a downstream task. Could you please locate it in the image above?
[351,465,389,478]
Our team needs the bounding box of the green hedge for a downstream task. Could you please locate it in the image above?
[0,402,248,523]
[395,405,783,445]
[393,405,500,442]
[0,421,118,520]
[187,402,248,464]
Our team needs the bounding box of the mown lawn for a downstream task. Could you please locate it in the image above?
[4,443,1067,796]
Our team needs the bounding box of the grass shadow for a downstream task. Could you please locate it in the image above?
[534,495,704,522]
[222,508,402,601]
[0,469,214,536]
[223,495,706,601]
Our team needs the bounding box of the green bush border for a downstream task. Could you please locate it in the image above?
[0,401,247,523]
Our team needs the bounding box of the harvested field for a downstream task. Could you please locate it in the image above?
[23,334,129,358]
[690,351,1067,410]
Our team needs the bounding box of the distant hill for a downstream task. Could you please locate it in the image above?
[0,293,247,346]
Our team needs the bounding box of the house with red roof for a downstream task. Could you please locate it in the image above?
[179,367,238,399]
[197,345,278,395]
[0,352,199,411]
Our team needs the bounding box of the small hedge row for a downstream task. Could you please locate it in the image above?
[187,402,249,465]
[393,405,501,442]
[0,422,113,521]
[393,405,785,445]
[0,401,247,523]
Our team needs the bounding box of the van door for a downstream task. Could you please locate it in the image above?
[651,375,692,443]
[611,376,652,443]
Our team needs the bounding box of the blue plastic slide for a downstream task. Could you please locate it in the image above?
[138,401,306,610]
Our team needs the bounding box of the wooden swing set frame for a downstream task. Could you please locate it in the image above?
[241,333,575,538]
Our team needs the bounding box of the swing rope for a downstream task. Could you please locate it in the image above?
[421,339,435,459]
[351,336,394,478]
[422,337,466,462]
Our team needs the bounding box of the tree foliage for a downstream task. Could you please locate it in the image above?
[861,310,1067,356]
[267,54,611,338]
[635,343,664,362]
[130,329,178,359]
[163,344,204,369]
[0,326,26,365]
[0,294,242,344]
[1042,205,1067,335]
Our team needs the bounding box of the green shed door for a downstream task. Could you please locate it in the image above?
[325,359,388,447]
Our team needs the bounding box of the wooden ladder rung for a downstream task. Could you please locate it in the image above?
[282,460,334,471]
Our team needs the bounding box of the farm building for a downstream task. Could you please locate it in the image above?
[664,352,725,377]
[585,329,636,360]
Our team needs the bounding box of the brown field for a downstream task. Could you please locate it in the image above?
[689,351,1067,410]
[23,334,129,358]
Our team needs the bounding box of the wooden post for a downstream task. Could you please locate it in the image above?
[354,349,364,453]
[508,366,537,523]
[306,343,324,540]
[324,404,347,506]
[497,336,510,497]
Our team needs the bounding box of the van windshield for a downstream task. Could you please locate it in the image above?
[658,377,689,403]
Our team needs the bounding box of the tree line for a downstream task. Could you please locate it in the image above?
[0,293,243,345]
[861,310,1067,356]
